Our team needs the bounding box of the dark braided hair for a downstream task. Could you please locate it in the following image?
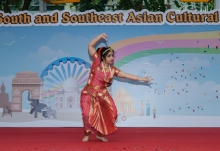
[96,46,114,61]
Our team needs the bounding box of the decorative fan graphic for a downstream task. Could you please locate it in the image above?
[40,57,91,98]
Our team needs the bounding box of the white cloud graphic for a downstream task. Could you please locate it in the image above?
[28,46,70,69]
[128,56,210,83]
[46,32,90,52]
[29,46,70,60]
[41,57,58,69]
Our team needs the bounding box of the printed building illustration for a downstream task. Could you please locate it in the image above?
[114,87,136,114]
[54,77,80,110]
[11,71,42,112]
[0,82,11,108]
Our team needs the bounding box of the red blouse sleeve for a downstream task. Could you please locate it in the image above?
[113,66,121,76]
[91,52,101,68]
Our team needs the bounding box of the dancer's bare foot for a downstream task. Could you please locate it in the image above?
[96,135,108,142]
[82,135,89,142]
[82,130,94,142]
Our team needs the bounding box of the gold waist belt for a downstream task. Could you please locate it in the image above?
[86,84,106,90]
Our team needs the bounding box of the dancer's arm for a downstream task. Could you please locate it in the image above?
[117,71,153,83]
[88,33,107,57]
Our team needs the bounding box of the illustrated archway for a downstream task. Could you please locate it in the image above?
[11,71,42,112]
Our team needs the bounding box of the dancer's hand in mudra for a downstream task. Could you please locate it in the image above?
[139,76,153,83]
[101,33,108,42]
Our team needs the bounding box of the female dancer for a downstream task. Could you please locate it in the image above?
[80,33,152,142]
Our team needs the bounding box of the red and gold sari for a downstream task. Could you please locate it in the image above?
[80,52,120,135]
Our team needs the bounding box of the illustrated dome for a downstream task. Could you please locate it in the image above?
[63,77,79,92]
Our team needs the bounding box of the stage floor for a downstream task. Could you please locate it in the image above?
[0,127,219,151]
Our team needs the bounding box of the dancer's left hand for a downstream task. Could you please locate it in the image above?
[140,76,153,83]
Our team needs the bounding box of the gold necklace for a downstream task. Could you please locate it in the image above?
[101,62,112,76]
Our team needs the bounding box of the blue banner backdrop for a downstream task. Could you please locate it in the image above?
[0,10,220,127]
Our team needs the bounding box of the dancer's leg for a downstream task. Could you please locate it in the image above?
[80,93,92,142]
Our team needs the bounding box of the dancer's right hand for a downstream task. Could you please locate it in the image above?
[100,33,108,42]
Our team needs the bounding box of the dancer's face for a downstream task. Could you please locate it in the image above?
[104,51,114,65]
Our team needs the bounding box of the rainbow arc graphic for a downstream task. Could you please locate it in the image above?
[111,31,220,68]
